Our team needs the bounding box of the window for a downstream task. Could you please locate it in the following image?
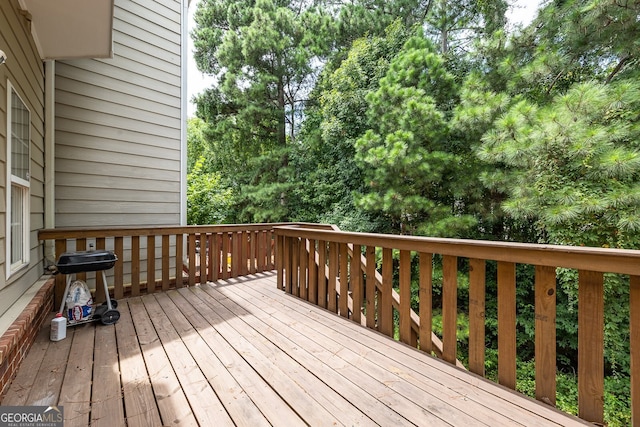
[6,81,30,276]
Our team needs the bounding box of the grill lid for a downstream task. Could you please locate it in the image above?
[56,250,117,274]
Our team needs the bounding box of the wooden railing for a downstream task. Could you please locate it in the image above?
[274,225,640,426]
[39,223,285,308]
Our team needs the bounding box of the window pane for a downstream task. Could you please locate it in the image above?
[11,89,29,181]
[11,184,24,266]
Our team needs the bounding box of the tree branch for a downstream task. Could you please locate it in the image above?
[605,54,632,84]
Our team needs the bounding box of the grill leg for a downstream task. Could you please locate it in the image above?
[58,275,73,315]
[102,271,113,310]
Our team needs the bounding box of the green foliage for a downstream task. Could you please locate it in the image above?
[355,33,478,236]
[478,81,640,248]
[187,157,233,225]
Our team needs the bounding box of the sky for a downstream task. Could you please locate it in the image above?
[185,0,542,117]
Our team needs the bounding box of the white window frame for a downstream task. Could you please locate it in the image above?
[6,80,31,278]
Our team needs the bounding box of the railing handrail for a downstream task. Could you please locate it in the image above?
[38,222,334,240]
[274,225,640,275]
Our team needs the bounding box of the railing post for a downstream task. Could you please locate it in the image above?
[276,233,284,290]
[351,245,362,324]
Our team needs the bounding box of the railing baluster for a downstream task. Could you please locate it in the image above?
[240,231,248,276]
[292,238,300,297]
[468,258,486,375]
[498,261,516,390]
[339,243,349,316]
[318,240,327,308]
[250,231,257,274]
[328,242,338,313]
[442,255,458,364]
[147,235,156,292]
[188,234,196,286]
[380,247,393,337]
[131,236,140,296]
[162,235,170,291]
[578,270,604,424]
[631,275,640,427]
[399,250,412,344]
[300,238,309,301]
[221,233,229,280]
[351,245,362,324]
[308,239,318,304]
[258,231,266,272]
[231,232,240,278]
[206,233,214,282]
[114,236,124,300]
[419,252,433,354]
[175,233,184,288]
[267,230,274,269]
[199,233,207,283]
[212,233,221,282]
[535,265,556,404]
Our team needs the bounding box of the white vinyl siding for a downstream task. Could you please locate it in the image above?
[0,0,46,313]
[54,0,183,228]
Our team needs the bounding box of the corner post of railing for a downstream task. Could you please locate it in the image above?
[276,230,284,290]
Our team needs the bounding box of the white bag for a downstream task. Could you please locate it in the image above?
[66,280,93,323]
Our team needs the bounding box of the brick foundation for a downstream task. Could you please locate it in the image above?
[0,277,55,401]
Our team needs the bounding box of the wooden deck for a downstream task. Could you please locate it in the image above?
[2,272,588,426]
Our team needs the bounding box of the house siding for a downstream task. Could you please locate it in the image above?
[54,0,183,229]
[0,0,46,315]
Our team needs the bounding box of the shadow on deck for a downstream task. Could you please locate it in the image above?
[2,272,588,426]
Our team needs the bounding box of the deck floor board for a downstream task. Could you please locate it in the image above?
[2,272,589,426]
